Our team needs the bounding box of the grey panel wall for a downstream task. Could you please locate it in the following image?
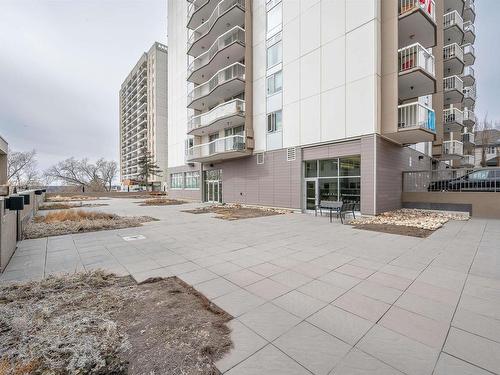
[167,164,202,201]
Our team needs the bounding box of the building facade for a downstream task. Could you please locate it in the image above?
[167,0,477,215]
[120,42,168,190]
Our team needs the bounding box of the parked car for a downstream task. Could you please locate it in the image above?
[427,169,500,192]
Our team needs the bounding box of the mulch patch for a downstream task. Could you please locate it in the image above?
[136,198,187,206]
[352,223,435,238]
[182,205,287,220]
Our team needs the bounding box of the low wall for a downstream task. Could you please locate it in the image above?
[402,192,500,219]
[46,191,157,198]
[0,190,45,272]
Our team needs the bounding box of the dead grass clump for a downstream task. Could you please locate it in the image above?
[39,203,109,211]
[24,210,157,239]
[0,271,232,375]
[46,195,100,202]
[183,203,291,220]
[137,198,186,206]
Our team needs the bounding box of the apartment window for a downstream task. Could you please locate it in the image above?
[170,173,183,189]
[267,41,282,68]
[185,171,200,189]
[267,110,282,133]
[267,2,282,36]
[267,71,283,96]
[185,138,194,156]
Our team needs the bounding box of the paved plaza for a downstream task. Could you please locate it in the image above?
[2,198,500,374]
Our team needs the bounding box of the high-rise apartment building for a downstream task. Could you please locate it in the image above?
[166,0,477,214]
[120,42,168,190]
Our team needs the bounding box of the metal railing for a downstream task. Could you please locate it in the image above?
[399,0,436,21]
[188,62,245,104]
[463,85,477,101]
[398,43,435,76]
[443,75,464,93]
[443,107,464,126]
[462,131,475,144]
[186,134,245,160]
[187,0,245,51]
[403,168,500,192]
[463,43,475,57]
[462,66,475,79]
[188,99,245,132]
[463,21,475,35]
[444,10,463,30]
[187,0,210,24]
[463,109,476,124]
[465,0,475,14]
[443,43,464,61]
[443,140,464,156]
[398,102,436,131]
[187,26,245,78]
[462,155,475,166]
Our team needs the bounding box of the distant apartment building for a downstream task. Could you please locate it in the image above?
[119,42,168,190]
[474,129,500,167]
[166,0,478,214]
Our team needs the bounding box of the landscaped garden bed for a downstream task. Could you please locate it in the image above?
[0,271,232,374]
[183,204,291,221]
[137,198,187,206]
[23,210,157,239]
[45,195,103,203]
[38,202,109,210]
[351,209,468,237]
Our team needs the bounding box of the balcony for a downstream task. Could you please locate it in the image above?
[462,43,475,66]
[187,62,245,110]
[463,85,476,108]
[442,140,464,160]
[463,0,476,22]
[187,0,245,58]
[443,43,464,76]
[443,75,464,104]
[391,102,436,144]
[461,154,475,167]
[398,0,436,49]
[186,134,250,162]
[188,99,245,136]
[461,66,475,86]
[443,11,464,45]
[443,107,464,133]
[463,21,476,44]
[398,43,436,100]
[462,131,475,145]
[463,109,476,127]
[187,26,245,85]
[444,0,464,14]
[187,0,219,30]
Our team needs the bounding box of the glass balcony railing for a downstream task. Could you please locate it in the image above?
[188,99,245,133]
[443,140,463,156]
[443,107,464,125]
[463,43,475,58]
[443,43,464,61]
[187,0,245,51]
[187,134,246,160]
[398,102,436,132]
[188,62,245,105]
[187,26,245,78]
[398,43,435,76]
[399,0,435,21]
[462,66,475,79]
[463,21,475,35]
[463,109,476,124]
[187,0,210,23]
[443,75,464,93]
[443,10,463,30]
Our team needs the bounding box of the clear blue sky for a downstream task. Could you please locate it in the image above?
[0,0,498,170]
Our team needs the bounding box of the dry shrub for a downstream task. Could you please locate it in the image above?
[36,210,116,223]
[38,202,77,210]
[46,195,99,202]
[138,198,186,206]
[183,204,291,220]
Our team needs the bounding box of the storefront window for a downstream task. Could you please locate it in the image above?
[319,159,338,177]
[340,156,361,176]
[304,160,317,178]
[319,178,339,202]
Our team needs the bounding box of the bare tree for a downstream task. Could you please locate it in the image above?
[476,115,494,167]
[8,149,40,188]
[96,159,118,191]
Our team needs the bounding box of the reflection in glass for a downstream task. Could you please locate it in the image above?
[306,181,316,210]
[305,161,317,178]
[340,156,361,176]
[340,177,361,209]
[319,159,338,177]
[319,178,339,202]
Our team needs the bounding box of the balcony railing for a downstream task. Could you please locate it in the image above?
[463,21,475,35]
[187,134,246,160]
[462,66,475,79]
[444,10,463,30]
[463,131,475,144]
[462,155,475,166]
[399,0,435,21]
[443,43,464,61]
[188,62,245,105]
[187,0,210,23]
[188,99,245,133]
[443,107,464,126]
[398,43,435,76]
[398,102,436,132]
[463,43,475,59]
[187,0,245,51]
[443,75,464,93]
[443,140,464,156]
[187,26,245,78]
[464,85,477,101]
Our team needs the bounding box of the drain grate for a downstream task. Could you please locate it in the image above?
[122,235,146,241]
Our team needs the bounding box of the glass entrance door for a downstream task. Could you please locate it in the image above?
[204,169,223,203]
[305,180,317,211]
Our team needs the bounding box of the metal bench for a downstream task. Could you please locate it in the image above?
[338,202,356,224]
[315,200,342,222]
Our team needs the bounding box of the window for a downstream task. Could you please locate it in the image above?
[185,171,200,189]
[266,70,283,96]
[267,110,282,133]
[170,173,183,189]
[469,170,489,180]
[185,138,194,156]
[267,2,282,35]
[267,41,282,67]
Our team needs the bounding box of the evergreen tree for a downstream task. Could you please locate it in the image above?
[137,150,162,190]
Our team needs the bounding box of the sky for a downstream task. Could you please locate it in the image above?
[0,0,499,171]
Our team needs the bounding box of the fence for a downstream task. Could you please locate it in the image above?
[403,168,500,192]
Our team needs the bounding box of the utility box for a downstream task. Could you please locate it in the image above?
[21,194,30,205]
[6,196,25,211]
